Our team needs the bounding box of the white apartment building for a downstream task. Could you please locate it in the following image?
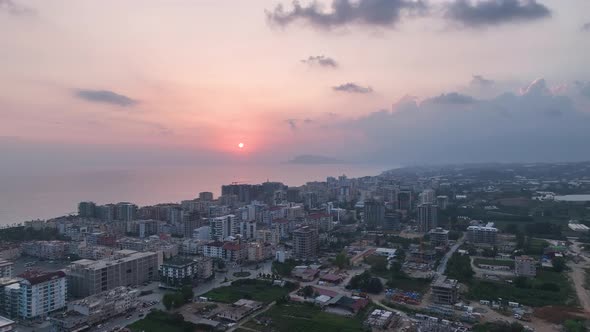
[6,271,67,319]
[209,215,237,241]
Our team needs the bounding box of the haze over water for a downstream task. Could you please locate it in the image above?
[0,164,387,226]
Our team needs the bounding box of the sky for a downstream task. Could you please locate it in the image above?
[1,0,590,172]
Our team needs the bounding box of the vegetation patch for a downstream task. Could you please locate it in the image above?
[233,271,251,278]
[127,311,196,332]
[203,279,294,304]
[244,303,365,332]
[474,258,514,268]
[467,270,576,307]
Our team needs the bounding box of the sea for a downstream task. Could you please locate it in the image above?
[0,164,388,226]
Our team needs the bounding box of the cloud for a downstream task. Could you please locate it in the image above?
[333,82,373,94]
[582,22,590,32]
[425,92,477,104]
[74,89,138,107]
[574,81,590,99]
[444,0,551,27]
[285,119,298,131]
[266,0,428,29]
[0,0,34,15]
[331,78,590,164]
[302,55,338,68]
[470,75,494,88]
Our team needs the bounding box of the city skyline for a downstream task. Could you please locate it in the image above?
[1,0,590,173]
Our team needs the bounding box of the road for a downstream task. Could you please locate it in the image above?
[566,240,590,312]
[436,233,465,275]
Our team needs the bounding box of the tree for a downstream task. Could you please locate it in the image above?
[162,293,174,310]
[553,257,566,272]
[514,276,531,289]
[301,285,315,298]
[564,320,587,332]
[334,251,349,269]
[180,285,194,302]
[366,277,384,294]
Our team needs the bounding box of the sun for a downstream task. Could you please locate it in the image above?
[238,142,244,149]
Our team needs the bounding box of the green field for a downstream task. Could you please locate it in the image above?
[243,303,364,332]
[474,258,514,268]
[387,276,431,293]
[203,279,292,304]
[467,270,577,307]
[127,311,196,332]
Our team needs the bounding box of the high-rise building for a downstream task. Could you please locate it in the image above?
[384,211,401,231]
[66,250,159,298]
[364,199,385,229]
[239,220,257,240]
[199,192,214,201]
[221,184,262,204]
[397,191,412,211]
[420,189,436,205]
[78,202,97,218]
[3,271,67,319]
[417,204,438,232]
[293,226,318,259]
[436,195,449,210]
[208,215,237,241]
[286,187,301,203]
[115,202,137,222]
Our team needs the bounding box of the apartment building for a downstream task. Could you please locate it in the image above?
[515,256,536,277]
[66,250,158,298]
[466,223,498,245]
[159,257,198,287]
[0,261,13,278]
[432,276,459,305]
[293,226,318,259]
[3,271,67,319]
[428,228,449,247]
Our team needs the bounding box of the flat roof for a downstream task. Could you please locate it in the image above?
[70,251,157,270]
[0,315,15,327]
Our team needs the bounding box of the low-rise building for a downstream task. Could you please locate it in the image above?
[432,276,458,305]
[21,241,68,260]
[514,256,536,277]
[50,286,139,332]
[0,315,15,332]
[217,299,262,322]
[0,261,13,279]
[466,223,497,245]
[429,228,450,247]
[194,257,214,280]
[160,257,198,287]
[67,250,158,298]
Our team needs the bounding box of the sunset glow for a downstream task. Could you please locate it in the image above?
[238,143,244,149]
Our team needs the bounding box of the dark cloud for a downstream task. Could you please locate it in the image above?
[470,75,494,88]
[445,0,551,27]
[333,82,373,94]
[301,55,338,68]
[335,78,589,164]
[0,0,34,15]
[74,89,138,107]
[266,0,427,29]
[582,22,590,32]
[426,92,477,104]
[285,119,298,131]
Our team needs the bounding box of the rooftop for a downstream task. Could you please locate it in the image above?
[0,315,15,328]
[432,276,458,289]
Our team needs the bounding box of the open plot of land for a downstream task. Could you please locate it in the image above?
[473,258,514,268]
[243,303,363,332]
[467,270,577,307]
[203,279,291,304]
[127,311,197,332]
[387,276,431,293]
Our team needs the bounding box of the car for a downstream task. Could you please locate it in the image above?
[125,315,132,319]
[138,313,144,317]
